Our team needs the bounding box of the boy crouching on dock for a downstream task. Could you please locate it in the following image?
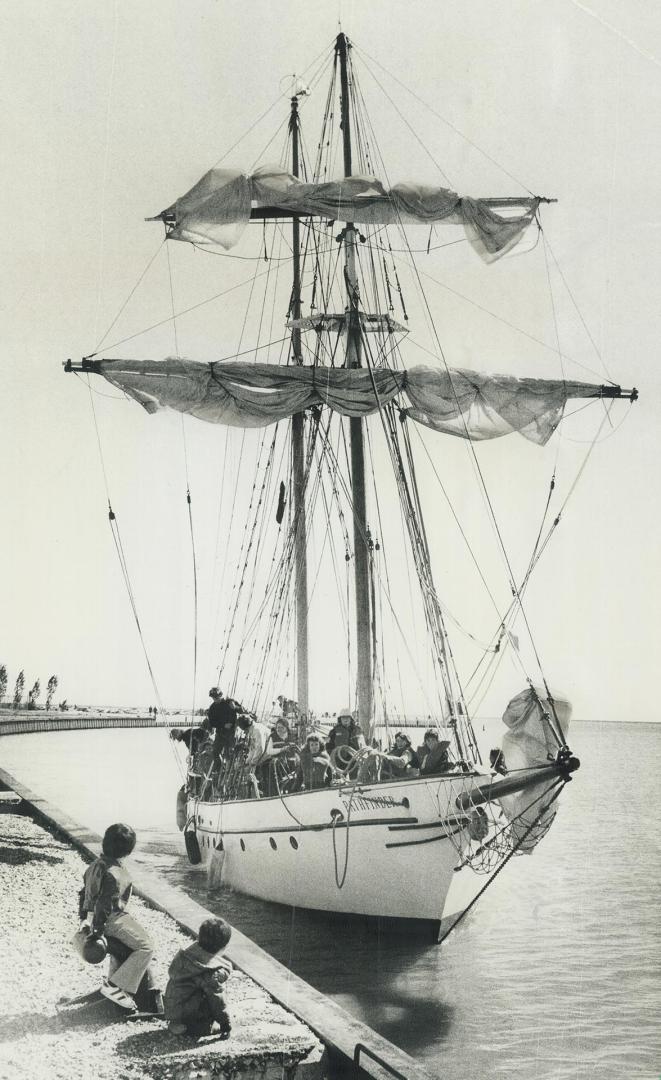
[165,917,233,1038]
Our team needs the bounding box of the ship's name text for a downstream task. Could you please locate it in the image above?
[341,794,399,811]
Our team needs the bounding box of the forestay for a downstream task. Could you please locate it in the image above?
[97,357,610,444]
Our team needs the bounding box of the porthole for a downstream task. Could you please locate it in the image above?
[240,839,246,852]
[289,836,299,850]
[269,837,277,850]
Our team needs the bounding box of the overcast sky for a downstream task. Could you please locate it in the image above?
[2,0,659,723]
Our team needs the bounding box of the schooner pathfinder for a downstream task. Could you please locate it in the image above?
[67,33,636,937]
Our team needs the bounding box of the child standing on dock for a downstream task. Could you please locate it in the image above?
[164,917,233,1038]
[79,822,163,1016]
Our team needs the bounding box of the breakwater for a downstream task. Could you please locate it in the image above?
[0,713,179,736]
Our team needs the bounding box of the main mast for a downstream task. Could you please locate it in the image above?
[289,91,309,720]
[337,32,372,735]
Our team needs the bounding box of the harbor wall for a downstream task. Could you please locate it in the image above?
[0,713,180,736]
[0,764,439,1080]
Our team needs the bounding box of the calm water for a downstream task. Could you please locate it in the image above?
[1,721,659,1079]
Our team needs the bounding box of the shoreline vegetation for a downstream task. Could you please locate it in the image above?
[0,805,321,1080]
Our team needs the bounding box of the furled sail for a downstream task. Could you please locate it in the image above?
[157,166,541,262]
[496,687,573,853]
[93,357,615,444]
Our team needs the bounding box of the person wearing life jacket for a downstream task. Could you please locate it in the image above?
[266,717,295,755]
[297,733,333,790]
[380,731,420,775]
[326,710,365,754]
[416,729,453,776]
[260,718,297,796]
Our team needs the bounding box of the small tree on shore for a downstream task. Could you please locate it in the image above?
[13,671,25,708]
[0,665,7,703]
[46,675,59,710]
[28,679,41,710]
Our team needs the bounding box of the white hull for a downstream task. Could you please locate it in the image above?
[188,772,489,928]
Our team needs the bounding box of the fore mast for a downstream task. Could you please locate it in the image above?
[288,34,373,735]
[337,32,373,736]
[289,89,309,721]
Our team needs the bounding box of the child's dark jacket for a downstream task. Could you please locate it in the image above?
[164,942,232,1023]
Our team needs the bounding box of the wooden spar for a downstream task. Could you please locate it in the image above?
[337,32,372,736]
[248,197,555,221]
[289,94,309,719]
[455,756,580,811]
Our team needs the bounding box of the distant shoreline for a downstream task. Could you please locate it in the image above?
[0,706,655,731]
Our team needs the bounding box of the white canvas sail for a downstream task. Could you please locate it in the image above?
[157,165,541,261]
[92,356,618,444]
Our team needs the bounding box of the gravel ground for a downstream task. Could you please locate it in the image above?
[0,811,319,1080]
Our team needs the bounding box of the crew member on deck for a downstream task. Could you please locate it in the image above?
[381,731,420,773]
[169,726,208,753]
[236,712,272,790]
[416,729,453,775]
[326,710,365,754]
[297,733,333,790]
[266,718,295,755]
[357,730,419,781]
[206,688,240,762]
[258,718,297,796]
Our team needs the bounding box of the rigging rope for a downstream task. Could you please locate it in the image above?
[540,227,616,383]
[352,48,455,189]
[437,780,565,944]
[83,375,166,711]
[390,253,618,386]
[379,214,568,745]
[167,241,199,723]
[93,238,166,354]
[85,275,292,358]
[203,40,335,176]
[331,790,356,889]
[353,41,537,196]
